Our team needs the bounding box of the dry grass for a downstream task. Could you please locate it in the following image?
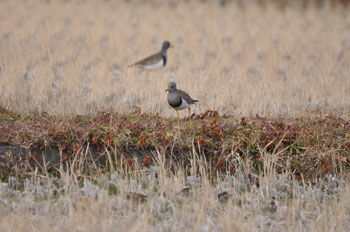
[0,0,349,118]
[1,108,350,231]
[0,150,350,232]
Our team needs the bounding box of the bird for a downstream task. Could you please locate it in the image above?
[247,173,260,188]
[129,41,172,70]
[269,196,278,213]
[166,82,198,129]
[217,191,231,203]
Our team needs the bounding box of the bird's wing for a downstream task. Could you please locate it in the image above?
[178,90,198,104]
[132,52,162,66]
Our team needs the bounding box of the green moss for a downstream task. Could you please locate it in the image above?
[108,184,119,196]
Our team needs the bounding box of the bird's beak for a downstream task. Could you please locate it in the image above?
[165,88,170,92]
[170,45,173,49]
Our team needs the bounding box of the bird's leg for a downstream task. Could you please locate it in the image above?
[188,107,192,129]
[176,110,180,128]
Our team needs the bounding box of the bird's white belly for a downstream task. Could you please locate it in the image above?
[174,98,189,110]
[143,59,164,70]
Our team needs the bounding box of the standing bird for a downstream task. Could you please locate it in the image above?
[166,82,198,128]
[269,196,278,213]
[129,41,172,70]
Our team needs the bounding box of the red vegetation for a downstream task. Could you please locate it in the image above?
[1,107,350,178]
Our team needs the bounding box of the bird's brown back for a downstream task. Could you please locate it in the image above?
[177,89,198,104]
[133,52,162,66]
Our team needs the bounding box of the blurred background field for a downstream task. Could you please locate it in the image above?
[0,0,349,118]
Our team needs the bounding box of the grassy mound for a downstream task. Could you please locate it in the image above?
[1,107,349,180]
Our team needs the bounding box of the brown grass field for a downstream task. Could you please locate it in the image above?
[1,0,350,231]
[0,0,349,118]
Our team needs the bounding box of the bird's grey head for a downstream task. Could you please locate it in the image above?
[162,41,171,52]
[166,82,177,92]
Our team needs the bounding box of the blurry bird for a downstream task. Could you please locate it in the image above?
[218,191,231,203]
[129,41,172,70]
[248,173,260,188]
[126,192,148,202]
[178,186,191,196]
[270,196,278,213]
[166,82,198,129]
